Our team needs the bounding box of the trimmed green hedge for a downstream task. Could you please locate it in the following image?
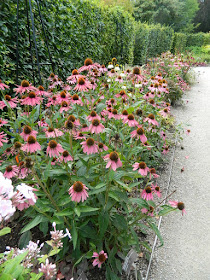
[134,23,174,65]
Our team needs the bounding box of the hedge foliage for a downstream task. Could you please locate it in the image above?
[134,23,174,65]
[0,0,135,84]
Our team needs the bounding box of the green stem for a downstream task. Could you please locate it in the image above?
[104,168,111,208]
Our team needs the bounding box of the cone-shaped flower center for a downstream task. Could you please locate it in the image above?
[150,168,156,174]
[99,253,106,263]
[50,73,55,78]
[60,91,66,98]
[25,158,33,168]
[73,94,79,100]
[48,127,54,132]
[52,96,57,101]
[136,109,142,116]
[73,181,84,192]
[109,151,119,162]
[5,95,11,101]
[98,142,103,149]
[128,114,134,120]
[92,119,100,126]
[21,80,30,87]
[6,165,13,172]
[133,67,140,75]
[165,146,169,151]
[86,138,94,146]
[154,83,159,88]
[14,141,22,149]
[72,69,79,75]
[61,101,68,107]
[84,58,93,66]
[112,109,118,115]
[29,92,36,98]
[68,115,76,122]
[149,99,155,105]
[177,202,185,210]
[145,186,152,193]
[82,124,87,128]
[78,78,85,85]
[63,151,69,157]
[110,98,115,104]
[164,108,168,113]
[65,120,74,129]
[139,162,146,169]
[117,76,122,79]
[155,186,160,191]
[90,110,97,117]
[148,113,155,120]
[38,86,44,91]
[120,90,126,96]
[137,127,144,135]
[149,206,154,212]
[6,148,11,153]
[111,69,115,73]
[122,110,128,116]
[27,135,36,144]
[79,132,83,137]
[49,140,57,149]
[23,125,32,134]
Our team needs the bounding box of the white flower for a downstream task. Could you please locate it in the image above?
[121,73,126,77]
[65,228,72,239]
[0,172,15,199]
[135,84,142,88]
[16,183,37,203]
[114,66,120,71]
[107,79,111,83]
[107,64,114,69]
[0,197,16,222]
[122,85,126,90]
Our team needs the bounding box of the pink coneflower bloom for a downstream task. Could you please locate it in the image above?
[131,127,147,143]
[66,115,80,127]
[107,98,117,106]
[4,165,18,179]
[107,69,116,77]
[74,77,92,92]
[71,94,83,105]
[47,73,58,82]
[144,113,159,126]
[60,150,73,163]
[90,80,97,90]
[62,84,72,91]
[141,206,154,217]
[49,79,63,89]
[141,186,153,201]
[98,142,108,152]
[21,136,41,153]
[89,119,105,134]
[35,85,50,97]
[169,201,186,215]
[123,114,139,127]
[92,250,108,268]
[0,132,8,147]
[0,95,18,109]
[14,183,37,210]
[67,69,86,85]
[151,184,161,198]
[68,181,89,203]
[38,118,48,127]
[115,90,128,100]
[104,151,122,171]
[132,162,149,176]
[56,91,70,104]
[186,129,191,135]
[45,127,63,138]
[86,110,101,122]
[99,64,108,73]
[59,101,71,113]
[21,92,42,106]
[46,96,58,107]
[73,131,87,140]
[162,144,169,155]
[18,161,31,179]
[80,124,90,132]
[160,131,166,141]
[78,58,100,73]
[108,109,121,120]
[0,198,16,222]
[120,109,129,120]
[81,138,98,155]
[143,92,150,100]
[149,168,159,179]
[160,108,169,117]
[51,157,59,166]
[47,140,64,157]
[0,118,8,127]
[115,75,123,83]
[0,79,9,90]
[20,125,38,141]
[14,80,36,95]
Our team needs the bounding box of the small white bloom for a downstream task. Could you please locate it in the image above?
[0,172,15,199]
[0,197,16,221]
[65,228,72,239]
[107,79,111,83]
[121,73,126,77]
[135,84,142,88]
[107,64,114,69]
[16,183,37,203]
[114,66,120,71]
[122,85,126,90]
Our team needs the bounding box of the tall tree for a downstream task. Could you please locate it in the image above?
[194,0,210,32]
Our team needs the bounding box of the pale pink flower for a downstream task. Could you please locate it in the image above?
[73,131,87,140]
[141,207,154,217]
[89,119,105,134]
[0,172,14,199]
[46,96,58,107]
[0,95,18,109]
[45,127,63,138]
[115,90,128,100]
[59,101,71,112]
[13,183,37,210]
[67,69,85,84]
[144,114,159,126]
[14,80,36,95]
[21,136,42,153]
[151,184,161,198]
[0,132,8,147]
[162,144,169,155]
[71,94,83,105]
[56,91,70,104]
[69,181,89,203]
[169,201,186,215]
[123,114,139,127]
[141,186,153,201]
[47,73,58,82]
[104,152,122,171]
[160,108,169,117]
[0,79,9,90]
[4,165,19,179]
[86,110,101,122]
[74,77,92,92]
[92,250,108,268]
[39,258,57,280]
[107,98,117,106]
[115,75,123,83]
[132,162,149,176]
[0,118,8,127]
[80,124,90,132]
[21,92,42,106]
[108,109,121,120]
[20,125,38,141]
[0,197,16,222]
[78,58,100,72]
[47,140,64,157]
[81,138,98,155]
[98,142,108,152]
[60,151,73,162]
[160,131,166,140]
[186,129,191,135]
[149,168,159,179]
[130,127,147,143]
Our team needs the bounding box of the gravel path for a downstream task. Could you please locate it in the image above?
[149,67,210,280]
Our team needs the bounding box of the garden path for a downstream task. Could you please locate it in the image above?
[150,67,210,280]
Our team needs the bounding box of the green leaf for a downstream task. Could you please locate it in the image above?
[0,227,11,237]
[20,216,47,233]
[18,231,32,249]
[71,222,78,250]
[113,214,127,230]
[158,205,176,216]
[148,221,164,247]
[80,206,99,213]
[99,211,109,238]
[74,207,81,217]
